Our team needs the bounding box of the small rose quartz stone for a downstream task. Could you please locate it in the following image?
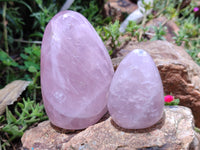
[108,49,164,129]
[41,11,114,130]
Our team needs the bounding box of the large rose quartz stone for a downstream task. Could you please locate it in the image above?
[41,11,114,130]
[108,49,164,129]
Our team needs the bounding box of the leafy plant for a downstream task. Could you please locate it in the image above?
[173,30,189,46]
[195,127,200,134]
[0,49,20,84]
[165,98,180,106]
[165,3,178,20]
[125,20,149,41]
[141,0,153,13]
[180,14,200,38]
[186,44,200,65]
[151,24,167,41]
[153,0,181,19]
[30,0,58,38]
[164,95,180,106]
[0,1,31,52]
[125,21,140,38]
[138,0,153,41]
[20,45,41,99]
[99,20,121,55]
[0,50,19,68]
[69,0,107,26]
[0,98,48,149]
[20,45,40,75]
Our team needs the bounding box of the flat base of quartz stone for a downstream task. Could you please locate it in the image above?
[49,111,165,132]
[50,122,84,133]
[49,111,110,132]
[110,111,166,133]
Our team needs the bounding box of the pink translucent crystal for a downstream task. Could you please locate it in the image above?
[108,49,164,129]
[41,10,114,130]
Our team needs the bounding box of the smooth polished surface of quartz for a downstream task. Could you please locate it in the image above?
[41,11,114,130]
[108,49,164,129]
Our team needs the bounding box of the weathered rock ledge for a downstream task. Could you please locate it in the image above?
[22,106,200,150]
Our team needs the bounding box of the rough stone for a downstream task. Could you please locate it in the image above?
[21,106,200,149]
[0,80,30,115]
[41,10,114,130]
[108,49,164,129]
[62,107,199,150]
[145,16,179,43]
[104,0,138,21]
[112,40,200,128]
[21,121,79,149]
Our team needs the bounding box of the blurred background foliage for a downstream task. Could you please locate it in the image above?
[0,0,106,90]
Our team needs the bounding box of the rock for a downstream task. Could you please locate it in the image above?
[62,106,199,149]
[0,80,30,115]
[112,40,200,128]
[145,16,179,43]
[198,52,200,58]
[41,10,114,130]
[104,0,138,21]
[108,49,164,129]
[22,106,200,150]
[21,121,79,149]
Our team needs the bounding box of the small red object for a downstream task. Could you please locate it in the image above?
[164,95,174,103]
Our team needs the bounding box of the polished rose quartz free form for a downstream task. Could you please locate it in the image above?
[41,11,114,130]
[108,49,164,129]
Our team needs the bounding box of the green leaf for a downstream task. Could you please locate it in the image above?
[172,99,180,105]
[17,103,24,109]
[24,61,39,70]
[0,115,5,123]
[32,48,41,57]
[1,97,47,145]
[20,53,28,60]
[2,124,23,137]
[195,127,200,134]
[165,99,180,106]
[24,47,32,54]
[0,50,19,67]
[29,32,43,38]
[6,107,17,124]
[28,66,37,73]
